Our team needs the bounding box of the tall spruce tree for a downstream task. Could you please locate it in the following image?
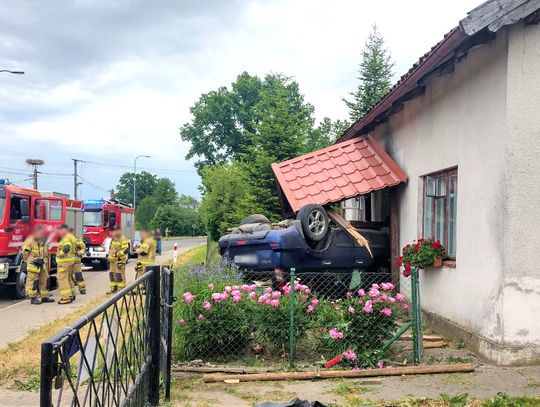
[344,25,394,122]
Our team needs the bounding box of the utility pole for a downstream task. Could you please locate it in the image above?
[72,159,83,199]
[109,189,115,199]
[26,159,44,189]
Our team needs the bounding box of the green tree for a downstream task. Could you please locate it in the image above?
[136,196,160,229]
[180,72,263,171]
[152,203,204,236]
[115,171,158,205]
[241,74,315,219]
[343,25,394,121]
[199,162,259,238]
[154,178,177,205]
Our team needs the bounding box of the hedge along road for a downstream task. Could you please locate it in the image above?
[0,237,206,350]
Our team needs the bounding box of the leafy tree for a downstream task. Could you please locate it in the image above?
[177,194,200,211]
[306,117,350,152]
[152,204,204,236]
[136,196,160,229]
[115,171,158,205]
[154,178,177,205]
[199,162,259,239]
[343,25,394,121]
[180,72,263,171]
[241,74,315,219]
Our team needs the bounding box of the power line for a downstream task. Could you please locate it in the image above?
[78,175,110,192]
[75,159,197,175]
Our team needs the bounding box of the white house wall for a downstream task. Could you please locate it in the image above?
[369,26,539,364]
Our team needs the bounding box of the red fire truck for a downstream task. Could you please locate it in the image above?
[0,180,84,298]
[82,199,135,269]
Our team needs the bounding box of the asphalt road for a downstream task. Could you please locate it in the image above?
[0,237,205,309]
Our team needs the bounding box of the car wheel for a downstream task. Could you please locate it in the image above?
[297,204,329,243]
[10,263,27,300]
[240,214,270,225]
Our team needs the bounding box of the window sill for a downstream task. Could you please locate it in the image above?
[442,260,456,268]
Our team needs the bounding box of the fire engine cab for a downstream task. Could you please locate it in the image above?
[0,180,83,298]
[82,199,135,269]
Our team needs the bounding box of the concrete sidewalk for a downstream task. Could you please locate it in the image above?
[0,240,203,350]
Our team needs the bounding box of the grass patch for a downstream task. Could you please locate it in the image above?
[0,295,107,385]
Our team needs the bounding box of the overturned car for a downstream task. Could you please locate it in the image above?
[218,204,390,295]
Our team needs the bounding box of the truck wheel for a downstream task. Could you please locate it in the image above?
[10,265,27,300]
[297,204,329,243]
[240,214,270,225]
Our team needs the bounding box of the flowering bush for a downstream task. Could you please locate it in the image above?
[398,238,444,276]
[315,283,408,368]
[254,281,317,354]
[173,263,255,360]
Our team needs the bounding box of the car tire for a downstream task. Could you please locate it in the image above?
[297,204,329,243]
[10,263,27,300]
[240,214,270,225]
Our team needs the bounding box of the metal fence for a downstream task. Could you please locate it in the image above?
[40,265,174,407]
[173,265,423,369]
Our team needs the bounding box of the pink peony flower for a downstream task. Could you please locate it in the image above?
[348,306,355,314]
[381,282,394,291]
[211,293,221,301]
[377,360,384,369]
[368,288,380,297]
[372,284,380,290]
[178,319,186,325]
[357,299,363,305]
[342,349,357,361]
[395,293,405,302]
[197,314,205,320]
[208,283,214,290]
[381,307,392,317]
[241,284,250,291]
[219,292,228,301]
[346,291,353,298]
[329,328,344,340]
[203,301,212,311]
[225,286,232,293]
[183,292,195,303]
[357,288,365,296]
[271,291,282,299]
[232,294,242,302]
[388,297,396,303]
[363,300,373,314]
[403,303,410,310]
[306,305,315,313]
[269,299,280,308]
[311,298,319,306]
[265,287,273,293]
[248,292,257,300]
[231,290,241,297]
[380,294,388,302]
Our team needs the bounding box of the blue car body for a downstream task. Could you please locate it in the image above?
[218,225,390,280]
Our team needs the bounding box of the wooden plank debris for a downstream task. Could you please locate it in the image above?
[327,210,372,256]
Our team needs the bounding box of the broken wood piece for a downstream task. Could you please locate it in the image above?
[327,210,372,256]
[203,363,475,383]
[224,379,240,384]
[172,366,276,374]
[404,340,448,350]
[400,334,444,342]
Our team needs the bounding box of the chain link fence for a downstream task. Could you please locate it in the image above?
[173,263,422,370]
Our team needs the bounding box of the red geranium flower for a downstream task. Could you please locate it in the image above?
[413,244,420,253]
[397,256,403,266]
[432,240,443,249]
[404,262,411,271]
[403,269,411,278]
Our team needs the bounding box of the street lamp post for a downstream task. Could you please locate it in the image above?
[133,155,150,209]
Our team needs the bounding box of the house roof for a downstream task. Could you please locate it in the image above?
[339,0,540,141]
[271,136,407,213]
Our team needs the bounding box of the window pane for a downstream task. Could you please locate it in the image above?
[448,175,458,256]
[436,176,447,197]
[423,196,434,238]
[426,177,436,196]
[435,198,446,243]
[50,201,62,221]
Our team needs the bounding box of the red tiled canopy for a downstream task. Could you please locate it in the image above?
[271,136,407,213]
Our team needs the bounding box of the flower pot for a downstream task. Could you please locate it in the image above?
[432,257,443,268]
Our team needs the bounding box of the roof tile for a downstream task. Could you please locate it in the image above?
[272,136,408,212]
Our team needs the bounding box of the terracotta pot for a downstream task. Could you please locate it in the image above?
[432,257,443,268]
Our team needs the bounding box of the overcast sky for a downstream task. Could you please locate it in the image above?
[0,0,477,200]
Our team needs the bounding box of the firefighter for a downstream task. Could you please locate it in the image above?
[56,224,78,304]
[69,228,87,295]
[22,225,54,304]
[135,230,156,279]
[107,227,129,294]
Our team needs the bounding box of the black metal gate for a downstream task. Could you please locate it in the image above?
[40,265,174,407]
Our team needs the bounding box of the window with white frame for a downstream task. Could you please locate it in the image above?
[423,168,457,259]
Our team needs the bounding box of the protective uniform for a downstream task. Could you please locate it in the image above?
[56,232,78,304]
[135,237,156,279]
[22,236,50,302]
[71,235,87,294]
[107,235,129,293]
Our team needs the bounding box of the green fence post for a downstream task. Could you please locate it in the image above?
[288,268,296,370]
[411,267,423,364]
